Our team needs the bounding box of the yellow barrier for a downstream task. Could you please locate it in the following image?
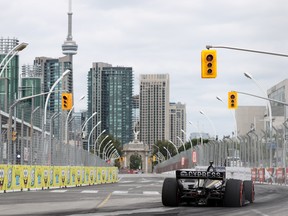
[0,165,118,192]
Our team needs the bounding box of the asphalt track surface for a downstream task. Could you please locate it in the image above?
[0,174,287,216]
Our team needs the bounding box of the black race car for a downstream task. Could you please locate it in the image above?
[162,162,254,207]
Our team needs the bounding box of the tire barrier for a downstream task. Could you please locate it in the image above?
[0,164,118,192]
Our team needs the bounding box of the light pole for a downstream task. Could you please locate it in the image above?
[216,96,238,137]
[98,135,109,156]
[189,121,203,145]
[200,110,217,140]
[49,112,61,166]
[94,129,106,155]
[244,72,273,167]
[30,106,40,165]
[7,92,52,164]
[180,129,193,149]
[176,136,186,151]
[87,121,101,153]
[103,140,113,159]
[168,140,179,154]
[43,69,71,131]
[108,149,118,160]
[65,95,85,145]
[106,145,116,160]
[0,42,28,77]
[151,144,160,164]
[163,146,171,159]
[81,111,97,134]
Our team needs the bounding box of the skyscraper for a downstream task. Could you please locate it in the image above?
[169,102,186,147]
[87,62,133,149]
[139,74,170,147]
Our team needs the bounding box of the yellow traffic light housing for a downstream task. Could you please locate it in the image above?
[12,131,17,141]
[62,93,73,110]
[201,49,217,78]
[228,91,238,109]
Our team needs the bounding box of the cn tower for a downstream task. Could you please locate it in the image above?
[62,0,78,94]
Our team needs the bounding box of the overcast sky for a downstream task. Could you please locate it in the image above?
[2,0,288,138]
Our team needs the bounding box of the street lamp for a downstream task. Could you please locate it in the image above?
[151,144,160,164]
[65,95,85,145]
[0,42,28,77]
[216,96,238,137]
[106,145,116,160]
[189,121,203,145]
[49,112,61,165]
[103,140,113,159]
[98,135,109,156]
[108,149,118,160]
[180,129,193,149]
[30,106,40,165]
[244,72,273,167]
[176,136,186,151]
[199,110,217,140]
[94,129,106,155]
[7,91,52,164]
[87,121,101,152]
[244,72,273,135]
[163,146,172,159]
[81,111,97,133]
[168,140,179,154]
[43,69,71,129]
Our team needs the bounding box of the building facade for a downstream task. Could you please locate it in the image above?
[0,38,20,112]
[132,95,140,132]
[87,62,133,149]
[235,106,265,136]
[267,79,288,130]
[169,102,186,148]
[139,74,170,147]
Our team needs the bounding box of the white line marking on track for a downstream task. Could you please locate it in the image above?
[252,210,269,216]
[143,191,160,195]
[112,191,129,194]
[81,190,99,193]
[50,190,67,193]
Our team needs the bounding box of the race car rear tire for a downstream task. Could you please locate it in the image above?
[244,180,255,203]
[224,179,244,207]
[162,178,179,207]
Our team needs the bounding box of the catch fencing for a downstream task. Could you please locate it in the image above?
[154,132,288,184]
[0,107,109,167]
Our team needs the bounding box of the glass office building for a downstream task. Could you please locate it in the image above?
[87,62,133,148]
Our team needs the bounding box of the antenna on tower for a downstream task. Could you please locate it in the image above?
[62,0,78,56]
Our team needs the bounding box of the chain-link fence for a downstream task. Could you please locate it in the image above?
[0,106,110,167]
[154,128,287,172]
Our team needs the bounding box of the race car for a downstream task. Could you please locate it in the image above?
[162,161,254,207]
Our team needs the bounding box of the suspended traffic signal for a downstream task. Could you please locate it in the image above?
[201,49,217,78]
[12,131,17,141]
[228,91,238,109]
[62,93,73,110]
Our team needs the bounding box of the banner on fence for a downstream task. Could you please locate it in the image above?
[0,165,118,192]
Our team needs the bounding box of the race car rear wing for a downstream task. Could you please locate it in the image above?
[176,170,225,180]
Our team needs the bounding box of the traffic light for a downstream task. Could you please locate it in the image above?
[201,49,217,78]
[16,150,21,164]
[228,91,238,109]
[12,131,17,141]
[61,93,73,110]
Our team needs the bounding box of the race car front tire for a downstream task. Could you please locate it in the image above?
[162,178,179,207]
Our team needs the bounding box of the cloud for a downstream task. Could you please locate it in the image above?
[2,0,288,137]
